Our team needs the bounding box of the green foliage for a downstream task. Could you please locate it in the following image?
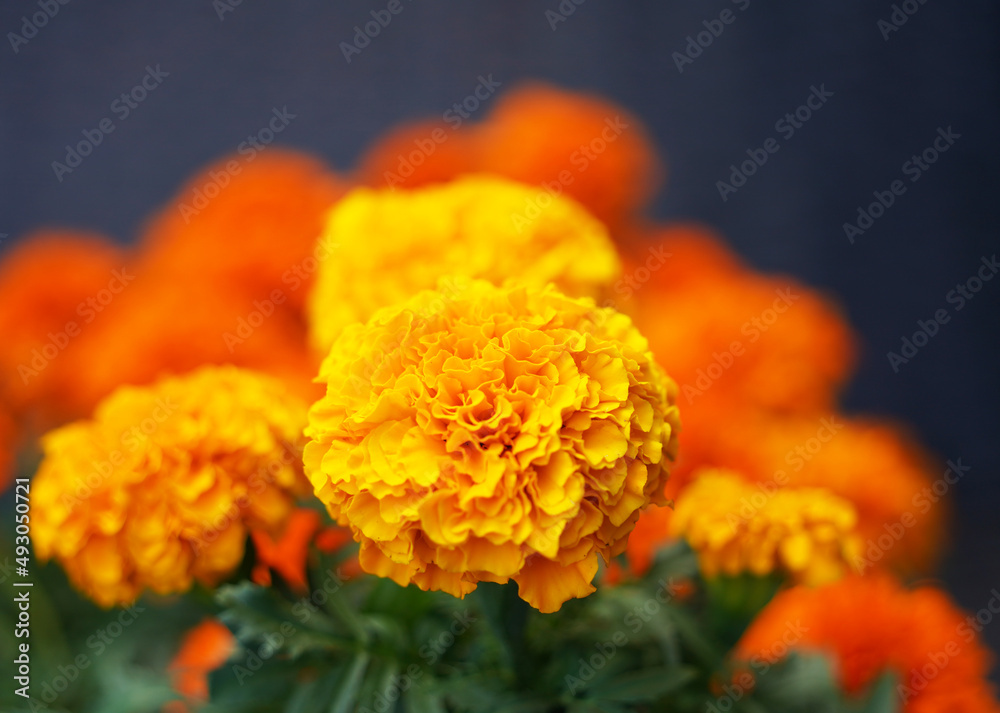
[1,525,900,713]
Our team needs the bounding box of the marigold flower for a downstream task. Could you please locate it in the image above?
[683,411,942,573]
[671,470,862,585]
[737,575,1000,713]
[355,83,662,232]
[31,366,309,607]
[0,230,130,427]
[307,175,622,350]
[623,225,856,415]
[69,275,322,409]
[142,150,346,313]
[355,118,479,189]
[304,280,680,612]
[475,83,663,232]
[0,408,16,492]
[166,618,236,710]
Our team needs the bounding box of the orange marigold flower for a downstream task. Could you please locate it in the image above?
[31,366,309,607]
[737,575,1000,713]
[355,84,661,232]
[141,149,346,313]
[623,225,856,415]
[678,411,944,574]
[475,83,663,232]
[307,175,622,351]
[0,408,16,492]
[671,470,862,585]
[305,280,680,612]
[166,618,236,708]
[68,274,321,410]
[355,118,479,190]
[0,230,130,427]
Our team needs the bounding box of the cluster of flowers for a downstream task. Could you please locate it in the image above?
[2,83,995,711]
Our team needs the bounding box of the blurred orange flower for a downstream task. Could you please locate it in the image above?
[628,410,943,576]
[622,224,856,416]
[68,275,321,409]
[142,149,347,314]
[0,408,16,490]
[0,230,131,429]
[165,618,236,711]
[737,575,1000,713]
[356,83,662,233]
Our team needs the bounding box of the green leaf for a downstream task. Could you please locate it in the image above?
[859,672,900,713]
[405,684,448,713]
[216,582,355,658]
[283,668,345,713]
[329,652,371,713]
[585,665,697,703]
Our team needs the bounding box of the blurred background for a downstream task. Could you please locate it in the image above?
[1,0,997,663]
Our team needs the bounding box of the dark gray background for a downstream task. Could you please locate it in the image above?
[1,0,998,667]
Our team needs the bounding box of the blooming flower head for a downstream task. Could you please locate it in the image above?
[355,83,662,232]
[31,366,309,607]
[307,175,622,351]
[670,470,862,585]
[623,224,856,416]
[305,279,680,612]
[682,411,943,573]
[0,230,130,427]
[142,149,346,313]
[69,274,322,409]
[737,575,1000,713]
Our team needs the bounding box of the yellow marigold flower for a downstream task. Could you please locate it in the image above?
[30,366,309,607]
[306,175,622,351]
[671,470,862,585]
[304,279,680,612]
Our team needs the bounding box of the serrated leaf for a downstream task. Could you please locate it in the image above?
[216,582,354,658]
